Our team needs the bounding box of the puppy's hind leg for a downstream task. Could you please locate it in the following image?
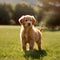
[36,40,41,50]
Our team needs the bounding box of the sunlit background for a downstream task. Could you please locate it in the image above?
[0,0,60,30]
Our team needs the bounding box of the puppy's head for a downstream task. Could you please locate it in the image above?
[18,15,36,27]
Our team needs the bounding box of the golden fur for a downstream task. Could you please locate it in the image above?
[19,15,42,51]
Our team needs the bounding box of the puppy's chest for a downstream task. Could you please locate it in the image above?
[22,30,33,41]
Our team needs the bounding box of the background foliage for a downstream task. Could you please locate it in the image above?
[0,1,60,30]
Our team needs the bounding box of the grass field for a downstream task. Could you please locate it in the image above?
[0,25,60,60]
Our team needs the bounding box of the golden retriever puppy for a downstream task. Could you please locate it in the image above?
[18,15,42,51]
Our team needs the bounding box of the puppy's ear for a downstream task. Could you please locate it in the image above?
[31,16,36,25]
[18,16,25,24]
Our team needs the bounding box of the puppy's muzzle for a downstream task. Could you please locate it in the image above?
[28,23,31,26]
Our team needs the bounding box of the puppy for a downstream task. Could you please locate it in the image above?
[19,15,42,51]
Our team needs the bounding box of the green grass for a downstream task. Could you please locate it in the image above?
[0,25,60,60]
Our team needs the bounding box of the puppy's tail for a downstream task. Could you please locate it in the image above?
[40,26,42,32]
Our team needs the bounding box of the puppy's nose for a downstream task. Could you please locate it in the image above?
[28,23,30,26]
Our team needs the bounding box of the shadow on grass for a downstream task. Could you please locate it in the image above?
[24,49,47,60]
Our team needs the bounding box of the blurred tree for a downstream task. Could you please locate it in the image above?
[12,3,35,25]
[6,4,13,19]
[38,0,60,12]
[37,0,60,29]
[37,9,44,23]
[46,12,60,30]
[0,4,10,25]
[6,4,15,25]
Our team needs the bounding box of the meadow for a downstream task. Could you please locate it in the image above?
[0,25,60,60]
